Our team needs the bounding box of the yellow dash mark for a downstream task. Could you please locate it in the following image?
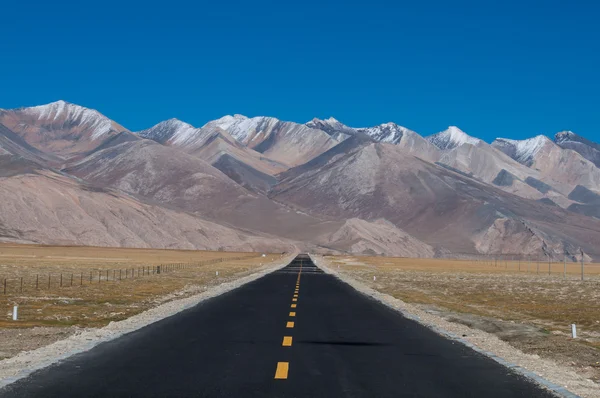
[292,298,297,302]
[274,362,289,379]
[291,304,297,308]
[286,321,294,328]
[293,294,298,298]
[282,336,293,347]
[289,311,296,317]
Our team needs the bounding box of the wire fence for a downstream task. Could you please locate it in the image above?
[0,255,259,295]
[425,252,600,280]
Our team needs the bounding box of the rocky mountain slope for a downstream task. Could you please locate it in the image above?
[272,142,600,258]
[0,157,291,251]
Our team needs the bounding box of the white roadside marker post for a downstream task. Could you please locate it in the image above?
[12,306,18,321]
[216,271,219,276]
[571,324,577,339]
[373,276,376,281]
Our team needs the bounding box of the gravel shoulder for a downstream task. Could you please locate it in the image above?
[0,253,296,388]
[312,254,599,398]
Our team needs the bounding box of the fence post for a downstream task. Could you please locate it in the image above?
[48,274,51,289]
[60,274,63,287]
[36,274,39,290]
[581,250,585,281]
[3,278,6,294]
[71,274,73,287]
[564,256,566,278]
[81,272,83,286]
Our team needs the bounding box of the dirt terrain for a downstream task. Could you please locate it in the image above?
[326,255,600,384]
[0,244,284,359]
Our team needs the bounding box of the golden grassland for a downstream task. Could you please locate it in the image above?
[0,244,282,329]
[326,256,600,332]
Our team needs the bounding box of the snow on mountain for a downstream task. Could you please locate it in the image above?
[137,118,220,147]
[492,134,600,193]
[201,114,339,167]
[555,131,577,144]
[138,118,190,144]
[554,131,600,168]
[491,135,552,167]
[19,100,115,140]
[426,126,482,150]
[207,114,279,145]
[305,117,354,142]
[0,100,132,159]
[357,122,414,144]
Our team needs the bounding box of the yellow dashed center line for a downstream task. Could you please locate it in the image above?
[275,261,305,382]
[274,362,289,379]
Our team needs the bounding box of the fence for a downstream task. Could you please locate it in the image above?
[0,255,258,295]
[430,252,600,280]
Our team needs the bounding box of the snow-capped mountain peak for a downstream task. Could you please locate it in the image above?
[138,118,198,145]
[554,130,577,144]
[21,100,115,140]
[553,130,600,167]
[491,135,553,166]
[205,115,279,144]
[305,117,355,142]
[357,122,414,144]
[426,126,482,150]
[306,117,346,130]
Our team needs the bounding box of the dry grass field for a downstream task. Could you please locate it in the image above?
[326,255,600,383]
[0,244,284,359]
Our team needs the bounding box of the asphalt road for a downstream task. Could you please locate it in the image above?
[0,255,556,397]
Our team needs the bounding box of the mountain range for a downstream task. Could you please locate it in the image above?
[0,100,599,260]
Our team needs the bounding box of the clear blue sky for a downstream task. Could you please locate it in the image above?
[1,0,599,142]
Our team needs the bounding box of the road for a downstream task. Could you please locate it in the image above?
[0,255,556,397]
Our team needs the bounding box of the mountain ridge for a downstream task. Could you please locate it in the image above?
[2,100,599,259]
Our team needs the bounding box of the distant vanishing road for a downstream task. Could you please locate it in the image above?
[0,255,556,397]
